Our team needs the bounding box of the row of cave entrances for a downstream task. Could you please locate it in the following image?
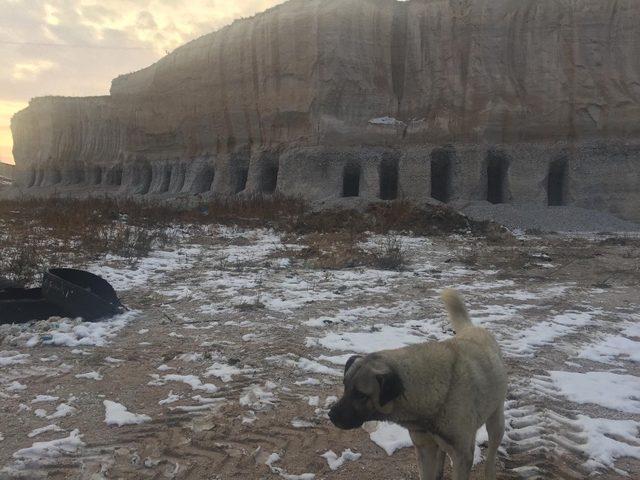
[25,164,280,196]
[26,166,123,189]
[343,152,569,206]
[25,154,569,206]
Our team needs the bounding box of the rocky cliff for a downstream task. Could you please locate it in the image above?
[10,0,640,221]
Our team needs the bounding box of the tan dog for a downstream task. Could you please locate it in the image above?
[329,289,507,480]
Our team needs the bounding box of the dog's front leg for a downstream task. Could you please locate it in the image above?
[450,445,474,480]
[409,431,444,480]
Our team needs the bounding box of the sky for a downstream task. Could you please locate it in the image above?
[0,0,284,165]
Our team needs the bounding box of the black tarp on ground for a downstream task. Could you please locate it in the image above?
[0,270,124,324]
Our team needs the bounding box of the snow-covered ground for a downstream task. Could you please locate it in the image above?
[0,225,639,479]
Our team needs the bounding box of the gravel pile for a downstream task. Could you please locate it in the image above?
[461,202,640,233]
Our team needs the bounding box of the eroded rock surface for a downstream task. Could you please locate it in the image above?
[9,0,640,222]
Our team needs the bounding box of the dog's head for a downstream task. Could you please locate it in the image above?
[328,354,404,430]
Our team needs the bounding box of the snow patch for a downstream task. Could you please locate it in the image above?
[161,374,218,393]
[536,371,640,413]
[268,354,341,377]
[368,116,405,126]
[205,362,249,382]
[6,381,27,392]
[265,452,315,480]
[103,400,151,426]
[575,415,640,474]
[28,424,64,438]
[31,395,59,403]
[321,449,361,470]
[292,419,315,428]
[365,422,412,455]
[240,382,277,410]
[578,335,640,365]
[26,311,137,348]
[0,351,30,366]
[502,310,599,357]
[13,429,84,459]
[45,403,76,420]
[75,371,103,380]
[309,325,426,353]
[158,391,181,405]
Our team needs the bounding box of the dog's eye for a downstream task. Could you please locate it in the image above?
[353,390,368,400]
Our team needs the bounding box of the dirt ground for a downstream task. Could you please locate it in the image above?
[1,222,639,479]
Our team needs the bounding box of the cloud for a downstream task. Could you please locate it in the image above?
[0,0,285,164]
[12,60,56,80]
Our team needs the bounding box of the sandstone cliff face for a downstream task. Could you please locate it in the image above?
[400,0,640,144]
[109,0,324,156]
[9,0,640,221]
[18,0,640,161]
[12,97,123,167]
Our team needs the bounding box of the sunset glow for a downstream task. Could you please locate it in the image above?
[0,0,284,165]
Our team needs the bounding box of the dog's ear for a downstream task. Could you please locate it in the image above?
[344,355,363,376]
[376,370,404,407]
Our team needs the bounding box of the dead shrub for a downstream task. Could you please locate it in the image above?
[1,244,48,286]
[484,223,518,245]
[457,246,479,267]
[90,224,167,260]
[292,231,371,270]
[369,235,406,271]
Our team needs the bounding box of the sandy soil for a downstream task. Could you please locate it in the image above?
[1,226,639,479]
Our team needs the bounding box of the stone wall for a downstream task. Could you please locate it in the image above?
[9,0,640,221]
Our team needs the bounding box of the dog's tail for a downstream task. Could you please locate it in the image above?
[442,289,472,332]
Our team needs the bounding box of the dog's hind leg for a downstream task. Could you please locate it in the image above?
[409,431,445,480]
[484,404,505,480]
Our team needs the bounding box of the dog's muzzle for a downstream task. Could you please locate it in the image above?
[329,403,364,430]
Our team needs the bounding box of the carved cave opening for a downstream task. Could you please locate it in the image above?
[430,149,453,202]
[261,165,279,194]
[107,166,123,186]
[170,164,186,193]
[74,168,85,184]
[158,165,172,193]
[195,165,215,193]
[343,164,361,197]
[139,164,153,194]
[548,159,568,206]
[235,167,249,193]
[379,158,399,200]
[486,152,509,204]
[92,166,102,185]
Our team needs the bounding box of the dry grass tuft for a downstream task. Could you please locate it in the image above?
[369,235,406,271]
[2,244,48,286]
[290,231,369,270]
